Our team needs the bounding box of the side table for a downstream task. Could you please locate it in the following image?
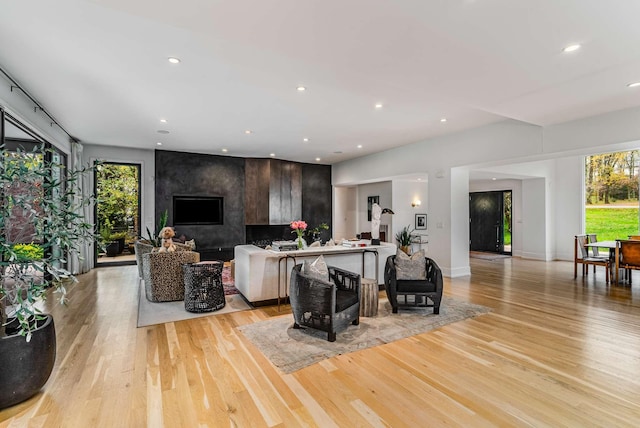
[360,278,379,317]
[183,261,226,313]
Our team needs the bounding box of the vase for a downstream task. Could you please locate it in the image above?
[400,245,410,254]
[297,236,304,249]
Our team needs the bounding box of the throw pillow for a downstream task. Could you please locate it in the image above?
[395,249,426,280]
[184,239,196,250]
[303,255,329,281]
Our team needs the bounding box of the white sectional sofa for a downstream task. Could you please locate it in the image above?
[234,241,397,305]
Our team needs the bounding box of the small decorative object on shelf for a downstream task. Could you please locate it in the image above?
[290,220,308,249]
[309,222,329,242]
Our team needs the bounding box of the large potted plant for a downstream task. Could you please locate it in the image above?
[0,144,96,409]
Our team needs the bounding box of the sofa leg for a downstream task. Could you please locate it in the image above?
[328,331,336,342]
[352,317,359,326]
[293,323,301,329]
[433,306,440,315]
[392,307,398,314]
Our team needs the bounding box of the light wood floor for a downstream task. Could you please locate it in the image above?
[1,258,639,427]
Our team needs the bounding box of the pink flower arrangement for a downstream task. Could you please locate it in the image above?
[290,220,307,249]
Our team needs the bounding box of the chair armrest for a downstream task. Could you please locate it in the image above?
[329,266,360,296]
[425,258,443,292]
[384,256,397,284]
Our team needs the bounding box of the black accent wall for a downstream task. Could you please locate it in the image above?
[155,150,246,255]
[155,150,332,259]
[302,163,333,242]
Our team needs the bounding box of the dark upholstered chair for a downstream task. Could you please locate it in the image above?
[384,255,443,314]
[289,264,360,342]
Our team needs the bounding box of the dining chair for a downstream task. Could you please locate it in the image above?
[628,235,640,240]
[615,239,640,284]
[574,235,611,283]
[587,234,610,262]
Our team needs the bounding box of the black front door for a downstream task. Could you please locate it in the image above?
[470,191,503,253]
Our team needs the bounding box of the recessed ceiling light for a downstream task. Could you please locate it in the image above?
[315,157,321,162]
[297,86,306,91]
[156,142,162,146]
[269,153,275,157]
[563,44,581,53]
[375,103,383,109]
[168,57,181,64]
[492,177,497,181]
[157,130,170,134]
[303,138,309,142]
[159,118,167,123]
[222,148,228,153]
[334,151,343,154]
[440,118,447,123]
[627,82,640,88]
[357,144,363,149]
[245,130,252,134]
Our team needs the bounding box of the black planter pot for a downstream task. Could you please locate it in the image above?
[116,237,125,254]
[106,241,119,257]
[0,315,56,409]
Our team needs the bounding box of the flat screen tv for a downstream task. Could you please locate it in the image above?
[173,196,223,225]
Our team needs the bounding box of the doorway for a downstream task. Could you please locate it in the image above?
[469,190,512,255]
[95,162,141,266]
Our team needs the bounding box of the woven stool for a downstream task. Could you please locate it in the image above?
[359,277,379,317]
[183,261,226,313]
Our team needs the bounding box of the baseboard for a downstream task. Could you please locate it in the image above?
[443,265,471,278]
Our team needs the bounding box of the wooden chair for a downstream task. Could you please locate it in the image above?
[628,235,640,240]
[615,240,640,284]
[574,235,611,283]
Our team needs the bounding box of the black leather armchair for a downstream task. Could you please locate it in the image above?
[384,255,443,314]
[289,264,360,342]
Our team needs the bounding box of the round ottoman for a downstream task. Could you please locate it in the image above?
[183,261,226,313]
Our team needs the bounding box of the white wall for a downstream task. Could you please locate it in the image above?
[334,109,640,277]
[333,186,357,241]
[554,156,585,261]
[82,144,156,237]
[391,178,429,245]
[469,179,523,257]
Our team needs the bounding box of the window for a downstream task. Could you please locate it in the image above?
[585,150,640,239]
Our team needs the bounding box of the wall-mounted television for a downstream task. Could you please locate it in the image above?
[173,196,223,225]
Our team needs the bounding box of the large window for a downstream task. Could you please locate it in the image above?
[585,150,640,240]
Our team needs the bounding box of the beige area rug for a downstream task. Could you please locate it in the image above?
[469,251,511,261]
[137,281,252,327]
[238,296,491,374]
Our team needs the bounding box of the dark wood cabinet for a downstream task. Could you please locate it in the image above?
[245,159,302,225]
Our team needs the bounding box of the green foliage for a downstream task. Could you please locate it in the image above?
[145,210,168,247]
[109,231,127,240]
[11,244,44,262]
[99,219,113,243]
[96,163,139,236]
[395,225,415,246]
[310,222,329,234]
[585,151,640,205]
[0,143,97,340]
[585,207,639,241]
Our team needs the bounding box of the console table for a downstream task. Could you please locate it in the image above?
[234,242,397,306]
[276,247,379,311]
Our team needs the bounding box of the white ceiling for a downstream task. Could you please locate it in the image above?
[1,0,640,165]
